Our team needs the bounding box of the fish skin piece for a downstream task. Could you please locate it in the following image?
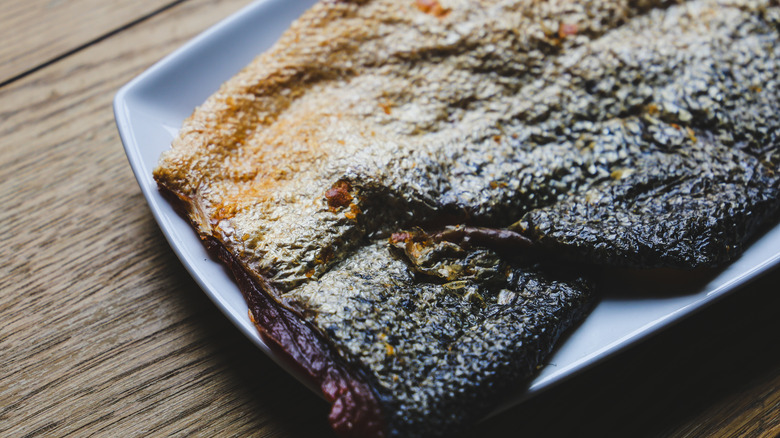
[283,239,594,438]
[152,0,780,436]
[154,0,673,292]
[510,2,780,267]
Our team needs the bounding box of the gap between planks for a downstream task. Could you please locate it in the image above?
[0,0,188,89]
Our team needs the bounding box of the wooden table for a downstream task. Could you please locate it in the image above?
[1,1,778,436]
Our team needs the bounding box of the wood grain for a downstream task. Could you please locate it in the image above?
[1,0,779,437]
[0,0,179,85]
[0,0,331,436]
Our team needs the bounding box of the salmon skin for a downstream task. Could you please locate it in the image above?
[153,0,780,436]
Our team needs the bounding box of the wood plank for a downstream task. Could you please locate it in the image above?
[0,0,178,85]
[0,0,334,436]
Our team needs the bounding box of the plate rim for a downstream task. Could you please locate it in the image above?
[113,0,780,413]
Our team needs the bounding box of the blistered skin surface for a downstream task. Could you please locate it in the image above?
[284,239,592,437]
[153,0,780,436]
[510,3,780,266]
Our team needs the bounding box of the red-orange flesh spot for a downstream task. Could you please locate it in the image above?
[325,180,353,210]
[558,22,578,38]
[415,0,451,17]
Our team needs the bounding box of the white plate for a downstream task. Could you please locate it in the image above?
[114,0,780,410]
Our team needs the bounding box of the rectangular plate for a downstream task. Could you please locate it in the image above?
[114,0,780,409]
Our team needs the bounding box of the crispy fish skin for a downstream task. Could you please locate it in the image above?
[509,1,780,266]
[284,239,593,438]
[153,0,780,436]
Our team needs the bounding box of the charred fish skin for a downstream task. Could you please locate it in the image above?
[507,2,780,267]
[284,239,593,438]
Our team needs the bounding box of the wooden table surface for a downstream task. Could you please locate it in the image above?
[1,1,778,436]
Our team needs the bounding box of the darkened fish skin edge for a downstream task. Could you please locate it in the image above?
[207,237,387,437]
[157,182,387,437]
